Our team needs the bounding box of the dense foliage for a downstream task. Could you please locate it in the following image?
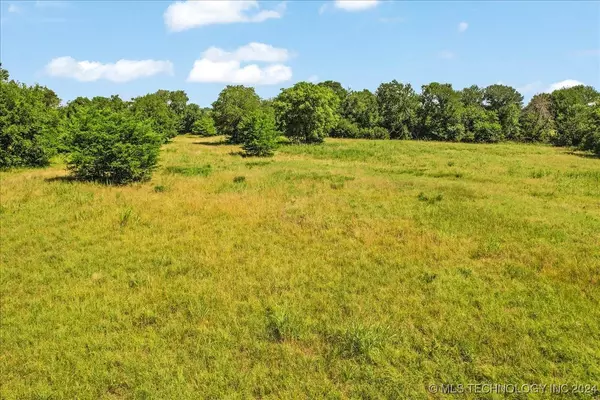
[274,82,340,144]
[65,106,162,184]
[1,60,598,179]
[212,85,262,144]
[240,109,279,157]
[0,68,63,168]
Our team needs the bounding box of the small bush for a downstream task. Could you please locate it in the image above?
[65,108,162,184]
[330,118,360,138]
[358,126,390,140]
[240,110,279,157]
[191,114,217,136]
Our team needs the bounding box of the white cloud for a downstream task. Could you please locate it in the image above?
[187,43,292,85]
[307,75,319,83]
[164,0,284,31]
[438,50,456,60]
[203,42,290,63]
[458,22,468,32]
[334,0,379,11]
[8,4,20,13]
[45,57,174,82]
[546,79,585,93]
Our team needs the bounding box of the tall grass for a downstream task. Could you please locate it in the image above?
[1,135,599,398]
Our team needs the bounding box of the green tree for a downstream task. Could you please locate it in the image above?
[519,93,556,142]
[191,113,217,136]
[131,92,178,142]
[240,109,279,157]
[460,85,484,107]
[274,82,340,144]
[581,104,600,156]
[462,105,503,142]
[418,83,465,141]
[342,89,380,128]
[0,63,8,82]
[65,107,162,184]
[375,80,419,139]
[317,81,348,104]
[0,79,63,168]
[330,118,360,138]
[551,85,600,146]
[212,85,262,144]
[483,84,523,139]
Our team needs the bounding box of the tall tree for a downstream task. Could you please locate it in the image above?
[317,81,348,104]
[483,84,524,140]
[274,82,340,144]
[130,91,178,142]
[519,93,556,142]
[342,89,380,129]
[376,80,419,139]
[212,85,262,144]
[418,83,465,141]
[551,85,599,146]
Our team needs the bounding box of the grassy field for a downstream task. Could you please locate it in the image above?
[1,135,599,399]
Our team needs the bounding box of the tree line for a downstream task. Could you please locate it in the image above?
[1,63,598,184]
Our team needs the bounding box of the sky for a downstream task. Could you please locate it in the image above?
[1,0,599,106]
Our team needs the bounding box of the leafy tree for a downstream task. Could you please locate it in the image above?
[519,93,556,142]
[212,85,262,144]
[191,113,217,136]
[551,85,600,146]
[0,79,63,168]
[483,84,523,139]
[0,63,8,82]
[462,105,503,143]
[460,85,484,107]
[240,109,279,157]
[342,89,380,128]
[376,80,419,139]
[131,92,178,142]
[274,82,340,144]
[65,107,162,184]
[317,81,348,104]
[418,83,465,141]
[581,104,600,156]
[330,118,360,138]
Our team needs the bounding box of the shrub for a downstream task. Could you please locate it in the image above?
[330,118,360,138]
[240,110,279,157]
[358,126,390,140]
[0,79,63,168]
[65,108,162,184]
[191,114,217,136]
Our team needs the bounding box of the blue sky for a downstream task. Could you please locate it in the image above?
[1,0,598,106]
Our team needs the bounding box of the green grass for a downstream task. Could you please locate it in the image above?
[1,135,599,399]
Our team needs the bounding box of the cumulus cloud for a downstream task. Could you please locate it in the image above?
[203,42,290,63]
[187,43,292,85]
[164,0,285,31]
[458,22,468,32]
[546,79,585,93]
[334,0,379,11]
[45,57,174,82]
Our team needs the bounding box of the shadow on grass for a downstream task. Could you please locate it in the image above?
[567,151,600,160]
[193,140,229,146]
[44,175,79,183]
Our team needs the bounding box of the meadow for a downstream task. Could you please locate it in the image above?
[1,136,599,399]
